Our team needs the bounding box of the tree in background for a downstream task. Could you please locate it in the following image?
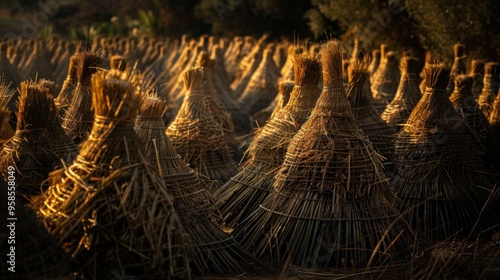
[404,0,500,61]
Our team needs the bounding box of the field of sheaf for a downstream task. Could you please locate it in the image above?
[0,1,500,279]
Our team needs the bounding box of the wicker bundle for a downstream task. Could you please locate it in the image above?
[62,51,106,144]
[35,71,191,279]
[135,96,261,275]
[371,51,400,104]
[370,44,388,86]
[54,54,78,110]
[381,57,422,130]
[446,43,467,93]
[368,49,381,77]
[280,45,302,81]
[469,59,485,98]
[238,48,281,115]
[252,80,294,127]
[0,179,72,280]
[0,43,21,94]
[231,37,267,98]
[211,45,253,134]
[0,78,15,143]
[0,80,60,203]
[167,68,237,191]
[22,41,53,81]
[392,64,492,240]
[419,51,433,95]
[233,42,417,268]
[40,79,79,164]
[216,54,322,230]
[450,74,489,143]
[478,62,500,119]
[347,61,396,171]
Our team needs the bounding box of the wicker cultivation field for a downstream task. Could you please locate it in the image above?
[0,30,500,280]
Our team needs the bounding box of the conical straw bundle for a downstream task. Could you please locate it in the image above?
[0,80,60,203]
[238,48,281,115]
[135,96,261,275]
[211,45,253,134]
[62,51,106,144]
[0,43,21,105]
[446,43,467,93]
[381,57,422,130]
[487,88,500,171]
[392,64,492,240]
[233,41,417,268]
[368,49,381,77]
[35,71,192,279]
[469,59,485,98]
[450,74,489,143]
[0,180,73,280]
[0,78,15,143]
[54,54,78,110]
[347,60,396,171]
[252,79,294,127]
[216,54,322,229]
[371,51,401,104]
[478,62,500,119]
[167,67,237,191]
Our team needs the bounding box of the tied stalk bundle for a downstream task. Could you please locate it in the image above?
[54,54,77,111]
[469,59,485,98]
[167,67,237,191]
[238,48,281,115]
[381,57,422,130]
[0,78,15,145]
[450,74,489,144]
[35,71,192,279]
[135,96,262,275]
[252,79,294,128]
[392,64,494,241]
[371,51,400,108]
[62,51,106,145]
[216,54,322,230]
[478,62,500,119]
[347,60,396,173]
[0,80,60,203]
[233,42,418,268]
[446,43,468,94]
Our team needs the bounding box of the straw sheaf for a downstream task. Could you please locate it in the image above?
[252,80,294,128]
[450,74,489,142]
[0,78,15,142]
[238,48,280,115]
[447,43,468,93]
[216,56,321,229]
[35,72,192,279]
[0,80,60,202]
[55,54,78,109]
[371,51,400,108]
[135,96,262,275]
[478,62,500,120]
[347,60,396,168]
[392,64,493,240]
[469,59,485,98]
[167,67,237,191]
[233,43,416,268]
[62,52,107,144]
[381,57,422,129]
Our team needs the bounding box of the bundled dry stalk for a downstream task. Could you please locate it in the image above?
[381,57,422,130]
[392,64,493,240]
[166,67,237,191]
[135,96,261,275]
[196,51,241,160]
[54,54,78,110]
[0,43,21,103]
[0,180,73,280]
[368,49,381,77]
[419,51,433,95]
[110,54,128,71]
[450,74,489,143]
[211,45,253,134]
[280,45,302,81]
[347,60,396,172]
[231,41,265,98]
[478,62,500,120]
[238,48,281,115]
[216,53,322,230]
[62,51,106,144]
[233,42,417,268]
[371,51,400,104]
[252,79,294,127]
[469,59,485,98]
[446,43,467,93]
[0,80,60,203]
[487,88,500,171]
[35,71,192,279]
[0,78,15,143]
